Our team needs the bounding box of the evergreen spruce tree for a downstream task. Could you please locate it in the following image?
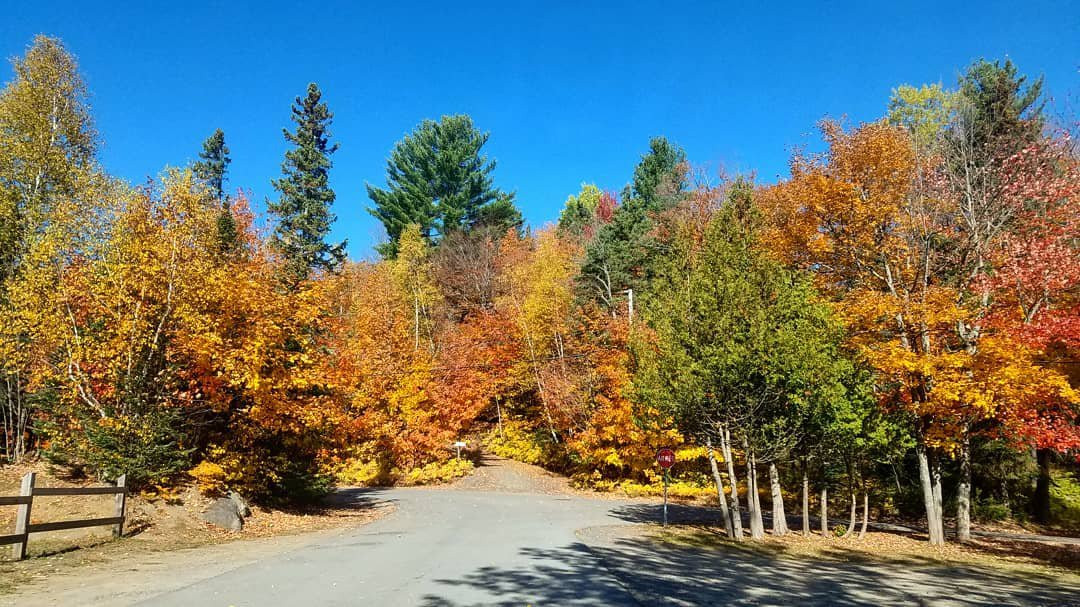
[269,83,346,284]
[957,58,1044,158]
[193,128,239,254]
[367,114,520,257]
[578,137,686,311]
[193,128,230,201]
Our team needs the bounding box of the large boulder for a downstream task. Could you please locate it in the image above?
[228,491,252,518]
[201,497,244,531]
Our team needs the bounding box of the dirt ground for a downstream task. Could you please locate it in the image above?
[0,462,392,597]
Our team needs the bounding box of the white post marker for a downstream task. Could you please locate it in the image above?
[656,447,676,526]
[452,441,467,460]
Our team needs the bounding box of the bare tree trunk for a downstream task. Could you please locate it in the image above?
[802,471,810,536]
[842,493,857,538]
[820,486,828,536]
[932,456,944,542]
[745,440,765,540]
[957,432,972,543]
[917,440,945,545]
[858,492,869,539]
[769,463,788,536]
[706,437,734,538]
[721,428,743,541]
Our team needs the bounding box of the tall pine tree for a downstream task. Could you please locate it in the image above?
[367,114,520,257]
[578,136,687,311]
[193,128,238,254]
[269,83,346,284]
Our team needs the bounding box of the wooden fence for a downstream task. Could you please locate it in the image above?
[0,472,127,560]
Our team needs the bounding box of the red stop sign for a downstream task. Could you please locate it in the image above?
[656,447,676,469]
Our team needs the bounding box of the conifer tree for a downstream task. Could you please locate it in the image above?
[269,83,346,284]
[367,114,520,257]
[193,128,239,254]
[578,137,687,311]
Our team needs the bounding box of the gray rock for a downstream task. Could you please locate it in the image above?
[201,497,243,531]
[228,491,252,518]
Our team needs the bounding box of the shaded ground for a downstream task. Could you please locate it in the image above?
[576,525,1080,607]
[4,456,1080,606]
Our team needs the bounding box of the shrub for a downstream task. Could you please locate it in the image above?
[334,458,390,486]
[485,421,548,465]
[189,460,228,495]
[400,458,474,486]
[579,477,713,499]
[43,406,193,489]
[1050,468,1080,530]
[973,498,1012,522]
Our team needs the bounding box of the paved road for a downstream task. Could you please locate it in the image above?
[11,457,1080,606]
[142,487,639,606]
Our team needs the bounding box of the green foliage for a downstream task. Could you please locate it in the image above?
[635,187,856,460]
[193,128,230,201]
[269,83,346,284]
[888,83,957,153]
[1049,468,1080,530]
[193,128,239,255]
[627,136,687,213]
[558,184,602,236]
[957,58,1044,155]
[368,114,520,257]
[578,137,687,309]
[973,498,1013,523]
[42,405,193,489]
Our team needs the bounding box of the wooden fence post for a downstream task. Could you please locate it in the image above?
[113,474,127,538]
[12,471,35,560]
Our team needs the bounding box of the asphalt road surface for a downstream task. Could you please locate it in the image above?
[10,456,1080,606]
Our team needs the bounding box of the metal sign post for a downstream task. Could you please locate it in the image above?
[663,469,669,526]
[656,447,675,527]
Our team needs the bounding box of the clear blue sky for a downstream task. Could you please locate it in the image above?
[3,1,1077,258]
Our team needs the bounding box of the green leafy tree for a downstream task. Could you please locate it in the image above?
[193,128,239,254]
[367,114,520,256]
[635,190,856,540]
[887,83,957,154]
[558,183,603,235]
[269,83,346,284]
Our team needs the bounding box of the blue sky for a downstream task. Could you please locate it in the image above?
[2,1,1077,258]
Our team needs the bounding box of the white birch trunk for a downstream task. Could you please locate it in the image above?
[769,463,788,536]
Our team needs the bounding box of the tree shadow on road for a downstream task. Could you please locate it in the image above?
[321,487,397,515]
[417,502,1080,606]
[609,501,1080,573]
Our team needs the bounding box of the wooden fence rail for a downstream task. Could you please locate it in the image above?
[0,472,126,560]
